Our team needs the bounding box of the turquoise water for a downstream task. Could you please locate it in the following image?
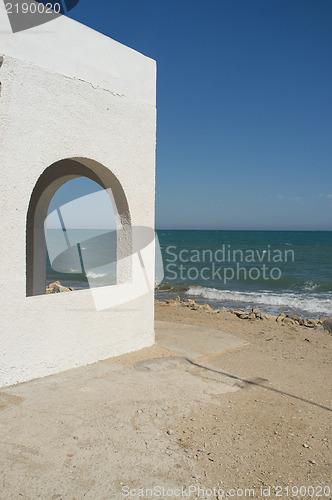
[156,230,332,317]
[46,229,117,290]
[46,229,332,317]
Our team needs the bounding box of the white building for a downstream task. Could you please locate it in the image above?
[0,7,157,387]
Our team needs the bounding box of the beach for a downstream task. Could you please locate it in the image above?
[0,300,330,498]
[154,299,331,493]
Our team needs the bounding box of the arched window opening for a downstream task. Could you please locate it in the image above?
[46,178,117,292]
[26,158,132,297]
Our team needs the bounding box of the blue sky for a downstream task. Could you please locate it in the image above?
[50,0,332,230]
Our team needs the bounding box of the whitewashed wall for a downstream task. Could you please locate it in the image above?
[0,13,156,387]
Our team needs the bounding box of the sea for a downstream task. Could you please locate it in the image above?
[46,229,332,318]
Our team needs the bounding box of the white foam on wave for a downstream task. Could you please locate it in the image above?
[302,280,318,291]
[186,286,332,315]
[86,271,108,279]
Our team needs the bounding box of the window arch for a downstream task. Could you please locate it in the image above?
[26,158,132,297]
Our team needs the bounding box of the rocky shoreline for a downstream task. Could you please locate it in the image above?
[46,281,75,294]
[156,296,332,333]
[46,281,332,333]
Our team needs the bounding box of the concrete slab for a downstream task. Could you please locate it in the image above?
[155,321,249,360]
[0,343,238,499]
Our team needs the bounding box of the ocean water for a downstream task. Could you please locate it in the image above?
[46,229,332,318]
[156,230,332,318]
[46,229,117,290]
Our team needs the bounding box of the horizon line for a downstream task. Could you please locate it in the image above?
[47,227,332,232]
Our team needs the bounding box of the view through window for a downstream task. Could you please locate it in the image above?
[46,177,117,292]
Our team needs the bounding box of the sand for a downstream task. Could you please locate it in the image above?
[0,301,330,499]
[155,302,332,494]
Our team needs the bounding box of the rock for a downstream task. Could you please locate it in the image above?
[193,304,211,311]
[48,281,61,289]
[233,309,249,319]
[303,319,315,328]
[322,319,332,333]
[246,307,265,320]
[283,318,296,326]
[46,281,73,293]
[172,295,181,302]
[286,314,305,326]
[53,284,72,293]
[164,299,179,306]
[233,309,246,315]
[230,307,267,320]
[276,313,286,323]
[183,299,196,306]
[286,314,301,322]
[264,313,277,320]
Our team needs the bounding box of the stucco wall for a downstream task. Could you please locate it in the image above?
[0,16,156,387]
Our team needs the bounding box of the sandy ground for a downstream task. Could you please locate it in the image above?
[0,302,331,499]
[155,302,332,496]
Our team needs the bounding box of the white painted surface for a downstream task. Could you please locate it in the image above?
[0,15,156,387]
[0,3,156,105]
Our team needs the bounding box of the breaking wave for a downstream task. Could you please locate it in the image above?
[185,286,332,315]
[86,271,109,279]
